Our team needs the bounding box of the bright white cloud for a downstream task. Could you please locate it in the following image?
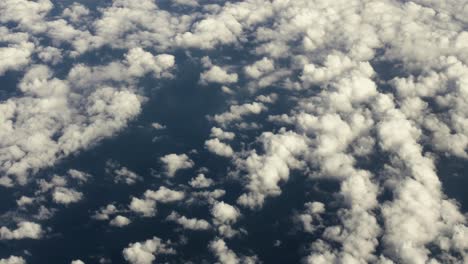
[160,154,194,177]
[123,236,175,264]
[0,221,43,240]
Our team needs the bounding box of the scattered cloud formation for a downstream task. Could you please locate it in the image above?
[0,221,43,240]
[123,237,175,264]
[160,154,194,177]
[0,0,467,263]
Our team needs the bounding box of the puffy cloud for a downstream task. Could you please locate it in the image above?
[213,102,266,126]
[0,62,145,185]
[210,127,235,141]
[110,215,131,227]
[93,0,192,51]
[16,196,34,207]
[160,154,194,177]
[122,237,175,264]
[129,197,156,218]
[62,3,90,24]
[293,202,325,233]
[0,221,43,240]
[0,256,26,264]
[52,187,83,205]
[144,187,185,203]
[0,0,53,32]
[166,211,211,230]
[235,130,308,209]
[189,174,214,188]
[151,123,166,130]
[113,167,141,185]
[0,42,35,76]
[92,204,119,221]
[205,138,234,157]
[209,238,258,264]
[171,0,199,7]
[211,202,240,225]
[200,65,238,85]
[70,260,85,264]
[67,169,91,183]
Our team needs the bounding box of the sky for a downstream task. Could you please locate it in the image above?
[0,0,467,263]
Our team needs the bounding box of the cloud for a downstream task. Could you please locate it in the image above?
[205,138,234,157]
[200,65,238,85]
[67,169,91,183]
[0,256,26,264]
[106,161,140,185]
[123,236,175,264]
[92,204,119,221]
[235,130,308,209]
[209,238,258,264]
[160,154,194,177]
[0,221,43,240]
[189,173,214,188]
[129,197,156,218]
[213,102,266,127]
[210,127,235,141]
[110,215,131,228]
[166,211,211,231]
[70,260,85,264]
[144,187,185,203]
[52,187,83,205]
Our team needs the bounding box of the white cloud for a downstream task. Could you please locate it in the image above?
[129,197,156,218]
[92,204,118,221]
[70,260,85,264]
[123,236,175,264]
[166,211,211,230]
[114,167,141,185]
[205,138,234,157]
[151,123,166,130]
[189,174,214,188]
[144,187,185,203]
[110,215,131,227]
[0,256,26,264]
[0,221,43,240]
[67,169,91,183]
[235,130,308,209]
[200,65,238,85]
[160,154,194,177]
[213,102,266,126]
[210,127,235,141]
[171,0,199,7]
[209,238,258,264]
[52,187,83,205]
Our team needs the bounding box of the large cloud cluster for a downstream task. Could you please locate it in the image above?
[1,0,468,263]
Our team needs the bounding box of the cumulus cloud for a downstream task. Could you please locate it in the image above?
[166,211,211,231]
[209,238,258,264]
[0,221,43,240]
[0,256,26,264]
[213,102,266,127]
[110,215,131,227]
[0,0,468,262]
[129,197,156,218]
[106,161,137,184]
[160,154,194,177]
[52,187,83,205]
[205,139,234,157]
[123,237,175,264]
[210,127,235,141]
[200,65,238,85]
[92,204,119,221]
[144,187,185,203]
[189,174,214,188]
